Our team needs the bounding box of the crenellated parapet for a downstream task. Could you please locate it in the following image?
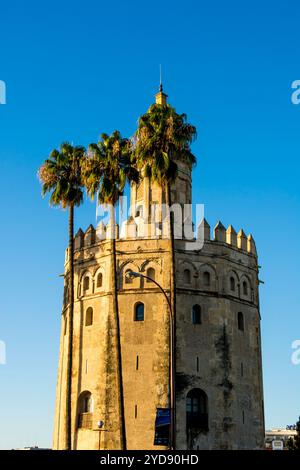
[67,216,259,307]
[199,219,257,258]
[71,218,258,261]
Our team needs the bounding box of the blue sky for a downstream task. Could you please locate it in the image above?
[0,0,300,449]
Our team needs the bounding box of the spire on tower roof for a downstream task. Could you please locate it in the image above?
[159,64,163,92]
[155,65,168,105]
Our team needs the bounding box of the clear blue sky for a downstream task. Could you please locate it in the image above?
[0,0,299,449]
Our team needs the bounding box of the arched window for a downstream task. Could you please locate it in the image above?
[77,391,92,429]
[82,394,92,413]
[192,305,201,324]
[186,389,208,431]
[125,269,133,284]
[135,205,143,218]
[96,273,103,288]
[242,281,248,295]
[203,271,210,287]
[85,307,93,326]
[183,269,191,284]
[238,312,244,331]
[83,276,90,292]
[146,267,155,282]
[230,276,235,291]
[134,302,144,321]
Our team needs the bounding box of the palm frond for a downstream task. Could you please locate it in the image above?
[134,102,197,186]
[38,143,86,208]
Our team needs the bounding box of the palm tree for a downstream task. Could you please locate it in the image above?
[82,130,138,450]
[134,100,196,448]
[38,142,86,450]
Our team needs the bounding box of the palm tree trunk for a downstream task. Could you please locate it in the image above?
[110,205,127,449]
[66,204,74,450]
[165,184,176,450]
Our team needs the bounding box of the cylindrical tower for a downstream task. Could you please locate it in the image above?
[53,92,264,450]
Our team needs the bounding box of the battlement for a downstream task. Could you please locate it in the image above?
[71,218,257,257]
[198,219,257,256]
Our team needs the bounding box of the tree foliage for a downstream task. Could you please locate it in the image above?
[286,416,300,450]
[134,103,197,187]
[82,130,139,206]
[39,142,85,208]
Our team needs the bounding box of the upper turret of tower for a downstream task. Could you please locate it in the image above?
[130,86,193,228]
[155,83,168,105]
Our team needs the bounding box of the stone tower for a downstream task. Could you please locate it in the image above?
[53,89,265,450]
